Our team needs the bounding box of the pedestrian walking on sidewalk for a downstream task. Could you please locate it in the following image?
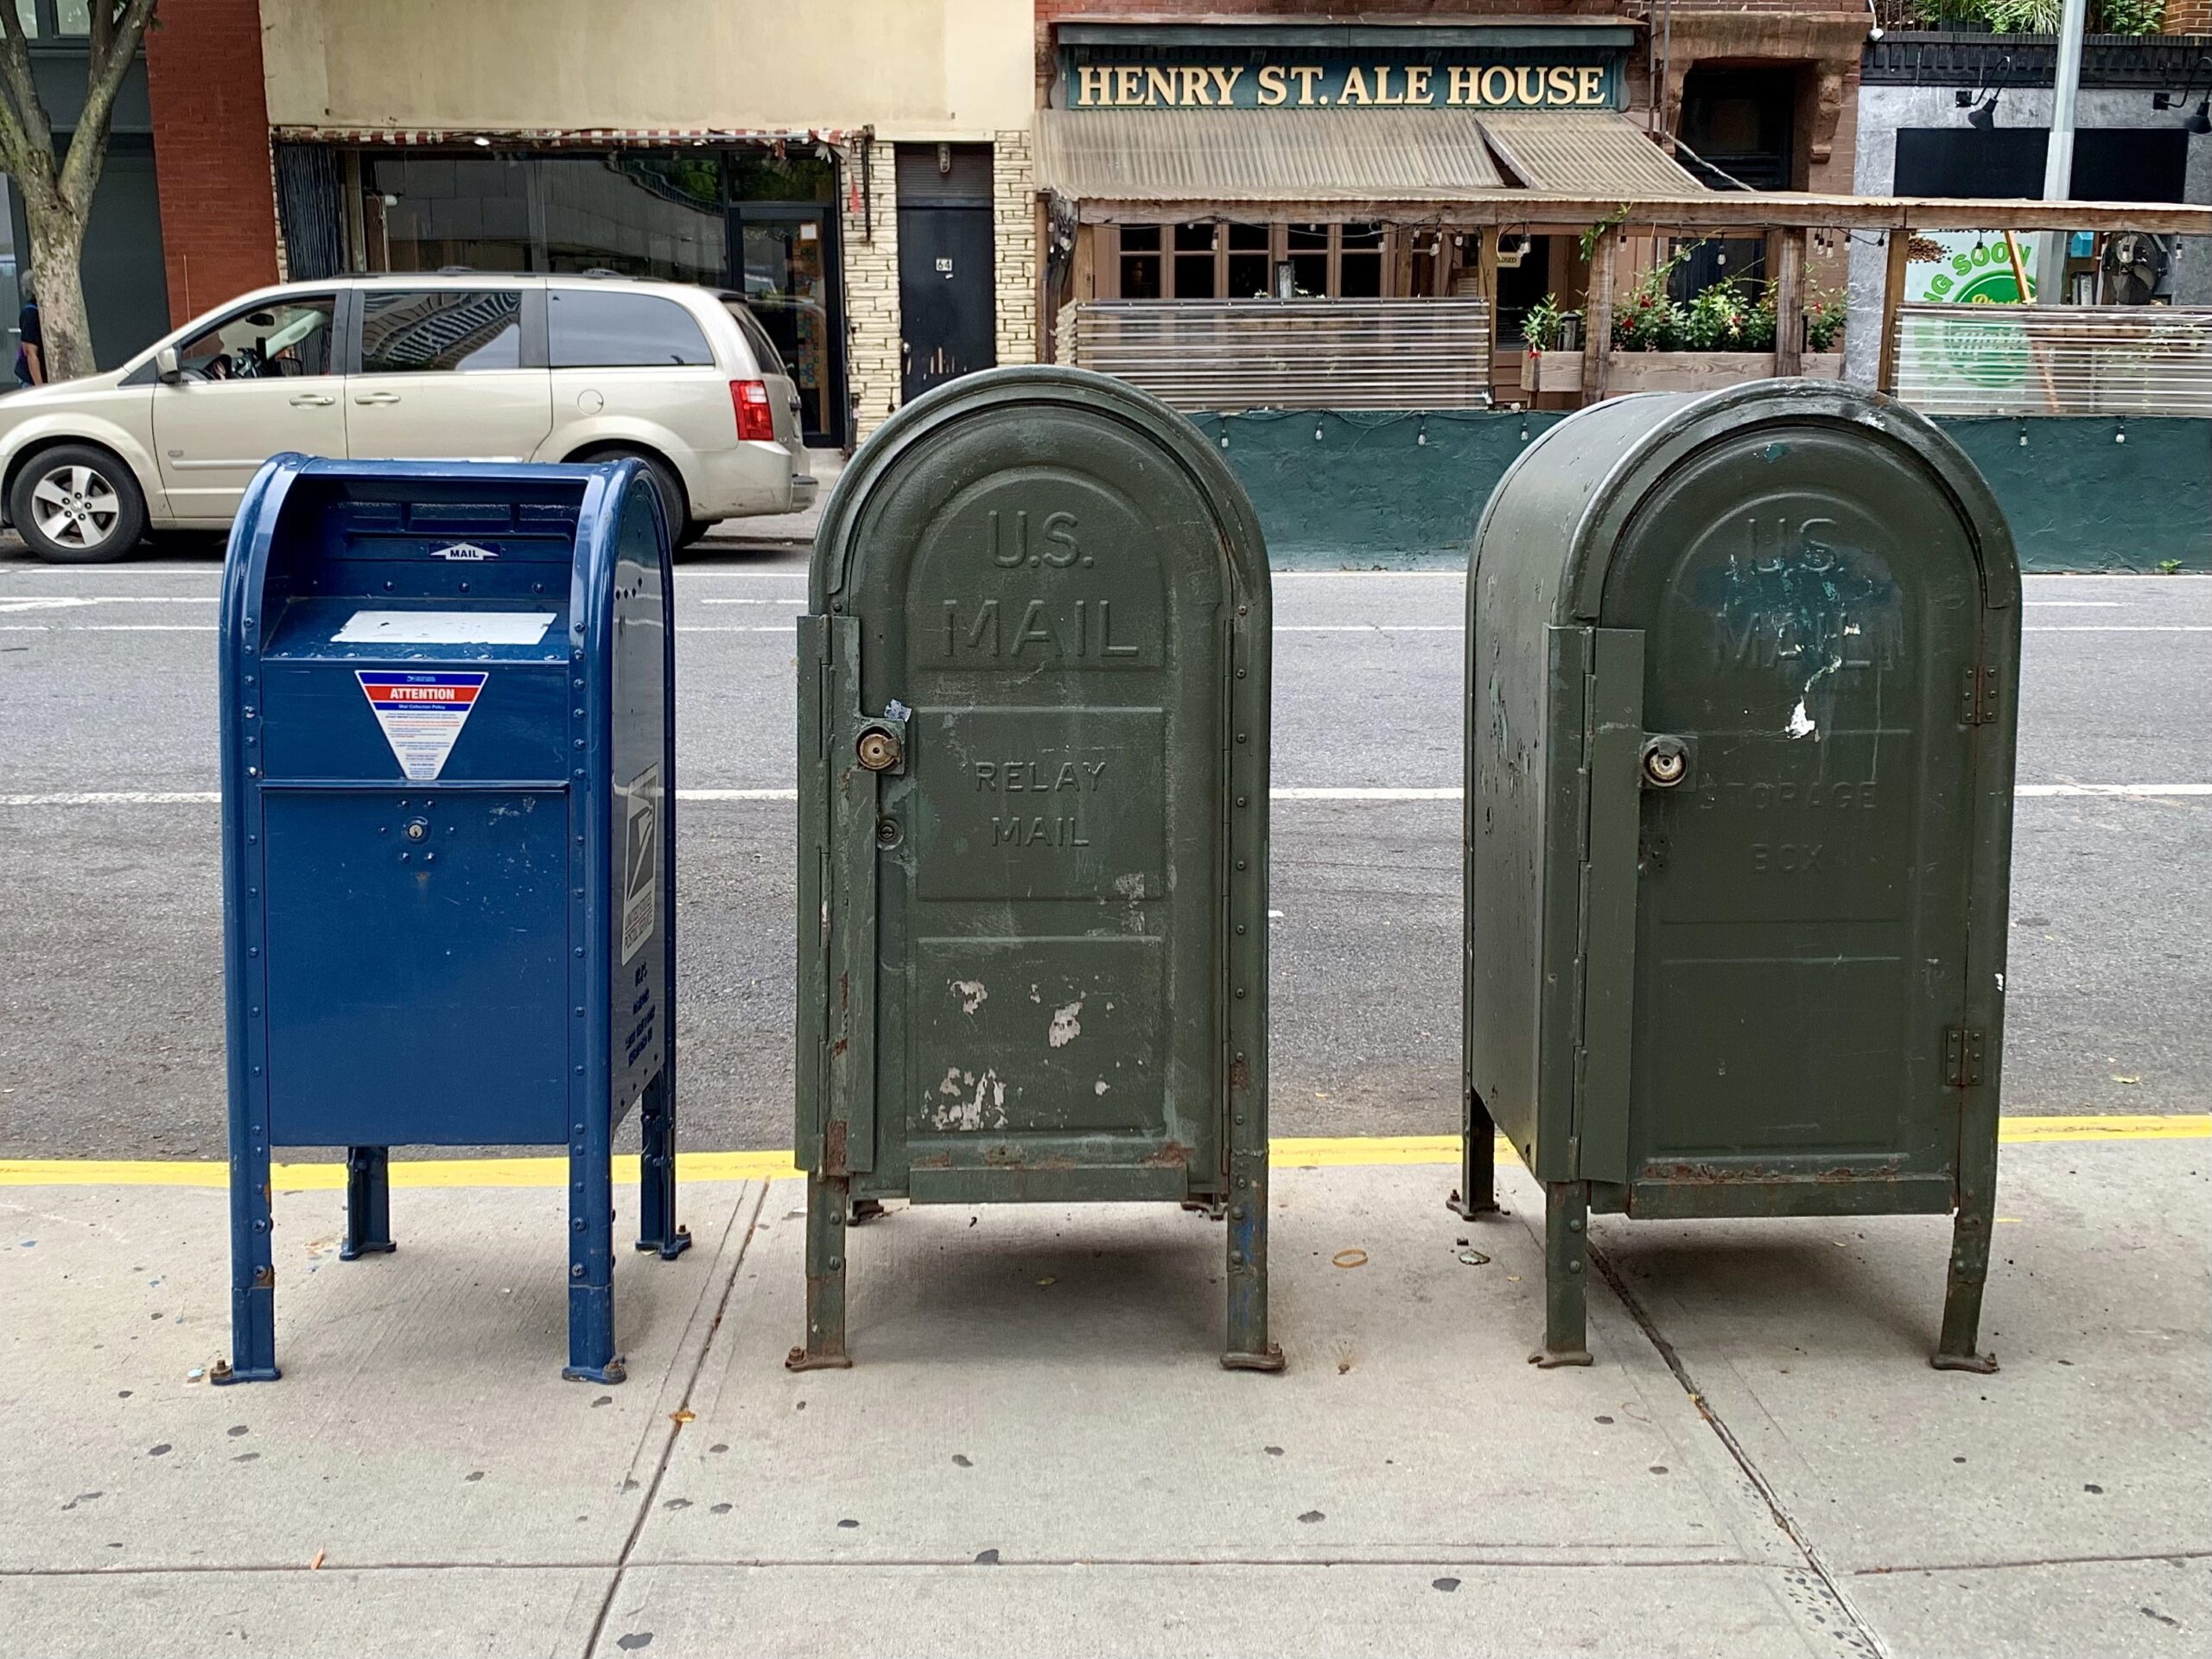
[15,278,42,388]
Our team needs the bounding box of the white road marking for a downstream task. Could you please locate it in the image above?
[696,598,807,606]
[2016,783,2212,797]
[2025,626,2212,632]
[2022,601,2124,607]
[675,626,791,633]
[10,784,2206,809]
[1277,625,1463,632]
[0,595,218,612]
[0,624,218,632]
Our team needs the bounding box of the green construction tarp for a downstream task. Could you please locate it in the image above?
[1185,409,2212,574]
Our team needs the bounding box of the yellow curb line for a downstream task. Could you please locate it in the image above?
[0,1116,2200,1191]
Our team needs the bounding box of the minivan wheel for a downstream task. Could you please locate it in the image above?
[9,444,148,563]
[582,448,694,551]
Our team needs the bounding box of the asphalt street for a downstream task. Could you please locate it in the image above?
[2,546,2208,1159]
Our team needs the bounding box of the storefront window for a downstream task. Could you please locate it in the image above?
[1110,221,1408,300]
[1226,223,1269,299]
[1118,225,1162,299]
[363,153,726,284]
[536,155,723,283]
[1338,223,1384,298]
[1173,222,1217,299]
[365,154,534,273]
[727,153,836,203]
[1284,225,1326,297]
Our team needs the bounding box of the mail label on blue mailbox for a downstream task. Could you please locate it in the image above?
[621,763,661,963]
[356,670,487,780]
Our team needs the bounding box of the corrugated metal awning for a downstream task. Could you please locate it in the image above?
[1037,108,1506,203]
[1472,111,1704,197]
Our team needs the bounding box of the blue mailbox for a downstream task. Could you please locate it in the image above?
[216,456,686,1385]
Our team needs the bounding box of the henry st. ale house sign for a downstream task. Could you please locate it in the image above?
[1058,42,1627,112]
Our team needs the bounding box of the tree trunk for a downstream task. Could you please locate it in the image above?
[25,207,93,382]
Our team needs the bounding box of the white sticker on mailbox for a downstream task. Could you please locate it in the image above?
[334,610,556,645]
[356,671,486,781]
[620,764,661,963]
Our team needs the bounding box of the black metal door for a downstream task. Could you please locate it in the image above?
[897,145,996,402]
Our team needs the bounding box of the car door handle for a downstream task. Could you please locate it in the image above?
[289,392,337,407]
[353,391,402,405]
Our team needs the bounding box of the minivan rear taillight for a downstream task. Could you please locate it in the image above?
[732,379,777,442]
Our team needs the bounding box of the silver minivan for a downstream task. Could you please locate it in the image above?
[0,271,815,562]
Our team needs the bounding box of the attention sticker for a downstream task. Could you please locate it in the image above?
[356,671,487,781]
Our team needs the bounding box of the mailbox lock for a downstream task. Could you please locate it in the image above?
[855,725,902,772]
[1639,735,1689,790]
[404,818,430,842]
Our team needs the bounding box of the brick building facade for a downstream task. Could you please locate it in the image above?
[142,0,279,323]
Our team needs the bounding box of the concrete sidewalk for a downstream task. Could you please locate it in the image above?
[0,1140,2203,1658]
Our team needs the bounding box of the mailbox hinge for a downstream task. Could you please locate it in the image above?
[1943,1027,1985,1088]
[1957,663,1999,725]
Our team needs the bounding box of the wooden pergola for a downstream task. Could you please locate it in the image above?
[1071,192,2212,402]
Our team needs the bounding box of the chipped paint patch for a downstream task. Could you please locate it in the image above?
[1048,999,1084,1048]
[929,1068,1008,1132]
[950,979,988,1015]
[1094,1079,1110,1095]
[1786,698,1819,740]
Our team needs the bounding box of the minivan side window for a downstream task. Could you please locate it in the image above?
[175,296,337,380]
[719,299,786,378]
[359,289,525,373]
[550,290,715,368]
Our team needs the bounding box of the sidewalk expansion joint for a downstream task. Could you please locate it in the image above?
[610,1553,1767,1572]
[0,1561,624,1579]
[1853,1548,2212,1577]
[1590,1243,1891,1659]
[582,1184,767,1658]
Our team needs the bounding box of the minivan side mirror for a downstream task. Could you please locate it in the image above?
[155,346,181,384]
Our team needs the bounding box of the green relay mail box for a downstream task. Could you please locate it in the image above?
[1459,381,2020,1373]
[791,366,1281,1373]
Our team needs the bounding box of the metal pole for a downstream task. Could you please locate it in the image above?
[2036,0,2088,305]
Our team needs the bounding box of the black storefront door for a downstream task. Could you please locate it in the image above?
[733,201,845,447]
[896,145,995,402]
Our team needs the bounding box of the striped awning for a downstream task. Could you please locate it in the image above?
[1036,105,1703,211]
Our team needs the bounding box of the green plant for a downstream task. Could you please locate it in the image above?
[1611,242,1696,352]
[1959,0,2065,30]
[1804,288,1848,353]
[2092,0,2163,34]
[1522,292,1578,353]
[2158,559,2184,574]
[1579,206,1630,264]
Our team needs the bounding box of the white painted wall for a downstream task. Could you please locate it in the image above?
[262,0,1034,141]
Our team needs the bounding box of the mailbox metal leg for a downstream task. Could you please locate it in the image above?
[787,1172,853,1370]
[1533,1181,1594,1368]
[1933,1197,2000,1375]
[1221,1145,1285,1372]
[340,1147,396,1260]
[1450,1088,1501,1219]
[563,1130,625,1385]
[215,1115,280,1385]
[634,1071,691,1261]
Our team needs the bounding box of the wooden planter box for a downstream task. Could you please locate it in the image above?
[1522,351,1844,394]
